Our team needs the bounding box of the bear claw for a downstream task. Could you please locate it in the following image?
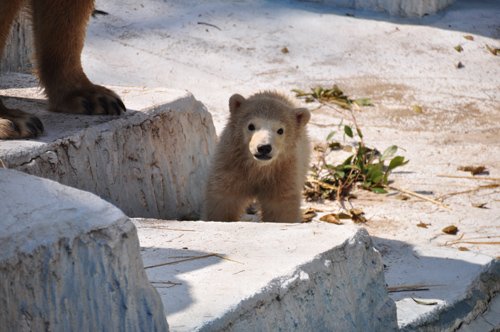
[52,85,126,115]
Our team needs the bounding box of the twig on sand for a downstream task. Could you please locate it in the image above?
[439,183,500,200]
[144,253,243,270]
[445,235,500,246]
[453,241,500,245]
[150,281,182,288]
[145,253,219,269]
[139,226,196,232]
[387,186,450,210]
[197,22,222,31]
[437,174,500,181]
[387,284,440,293]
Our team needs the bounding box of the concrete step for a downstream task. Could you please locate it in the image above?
[0,73,217,220]
[0,169,168,331]
[133,218,398,331]
[376,238,499,330]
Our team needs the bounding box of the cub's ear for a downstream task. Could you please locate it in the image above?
[294,108,311,127]
[229,94,246,113]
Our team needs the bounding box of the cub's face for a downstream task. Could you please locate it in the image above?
[228,93,310,166]
[244,117,286,164]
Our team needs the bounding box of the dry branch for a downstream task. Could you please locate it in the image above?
[387,186,450,210]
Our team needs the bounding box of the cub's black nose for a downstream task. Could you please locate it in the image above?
[257,144,272,155]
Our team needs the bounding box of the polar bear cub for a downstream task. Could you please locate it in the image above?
[203,91,311,223]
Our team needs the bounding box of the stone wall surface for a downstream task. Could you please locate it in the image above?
[0,9,33,73]
[0,169,168,331]
[0,88,217,220]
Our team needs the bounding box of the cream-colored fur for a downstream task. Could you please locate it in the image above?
[203,91,311,223]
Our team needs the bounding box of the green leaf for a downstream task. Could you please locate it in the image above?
[366,164,384,184]
[341,164,360,171]
[344,125,354,138]
[325,164,336,170]
[381,145,398,161]
[342,155,353,165]
[388,156,408,171]
[371,187,388,194]
[326,131,336,142]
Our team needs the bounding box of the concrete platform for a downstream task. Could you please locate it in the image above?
[376,238,499,330]
[0,74,217,220]
[133,219,397,331]
[0,169,168,331]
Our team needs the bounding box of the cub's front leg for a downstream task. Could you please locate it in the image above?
[203,192,250,222]
[258,193,302,223]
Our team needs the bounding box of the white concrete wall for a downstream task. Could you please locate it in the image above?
[302,0,455,16]
[0,9,33,73]
[0,89,217,220]
[0,169,168,331]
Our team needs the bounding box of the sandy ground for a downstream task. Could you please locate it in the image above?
[82,0,500,259]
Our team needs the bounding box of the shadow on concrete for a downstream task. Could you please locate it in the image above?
[85,0,500,45]
[0,72,39,89]
[139,246,223,318]
[115,0,499,38]
[371,236,499,330]
[288,0,499,38]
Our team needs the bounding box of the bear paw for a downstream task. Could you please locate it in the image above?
[50,85,126,115]
[0,104,44,139]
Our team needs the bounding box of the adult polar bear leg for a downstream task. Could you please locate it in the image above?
[30,0,125,115]
[0,1,44,139]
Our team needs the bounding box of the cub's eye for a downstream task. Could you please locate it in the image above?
[248,123,255,131]
[277,128,284,135]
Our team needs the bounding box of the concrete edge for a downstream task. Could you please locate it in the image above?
[403,259,500,331]
[199,228,398,331]
[1,90,201,166]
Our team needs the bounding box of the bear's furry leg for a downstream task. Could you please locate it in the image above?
[0,100,44,139]
[0,0,23,52]
[203,194,250,222]
[30,0,126,115]
[0,1,38,139]
[259,194,302,223]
